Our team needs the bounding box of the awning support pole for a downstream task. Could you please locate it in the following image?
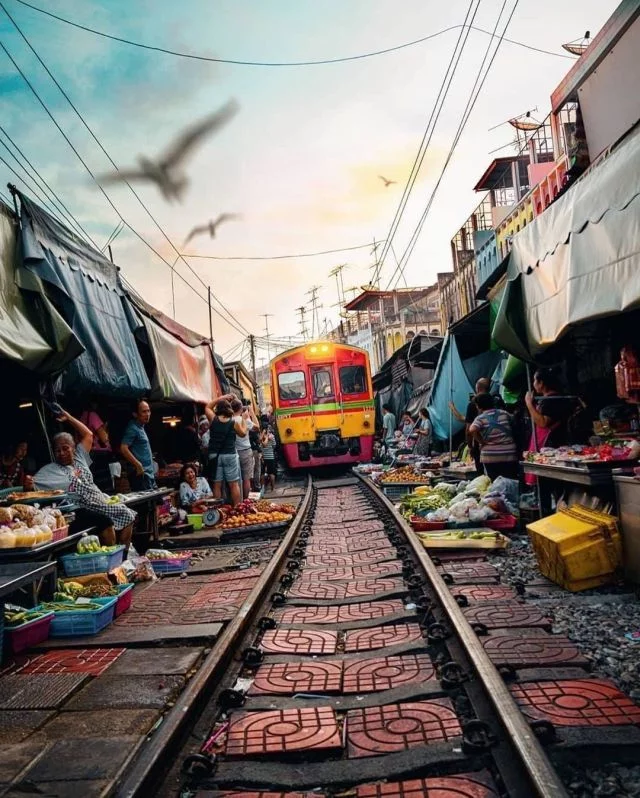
[448,331,453,463]
[526,362,543,514]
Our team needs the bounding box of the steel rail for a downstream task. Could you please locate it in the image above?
[115,476,313,798]
[355,471,569,798]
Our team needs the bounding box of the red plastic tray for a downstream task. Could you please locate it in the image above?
[5,612,54,654]
[485,515,517,531]
[410,517,446,532]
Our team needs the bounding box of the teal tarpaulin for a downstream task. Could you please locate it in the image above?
[18,194,150,397]
[427,332,501,440]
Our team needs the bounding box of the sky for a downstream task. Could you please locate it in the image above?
[0,0,620,366]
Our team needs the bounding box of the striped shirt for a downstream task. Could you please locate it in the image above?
[469,409,517,464]
[262,434,276,460]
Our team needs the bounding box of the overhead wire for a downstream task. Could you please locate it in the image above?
[0,151,71,229]
[101,219,124,252]
[184,242,381,260]
[9,0,574,64]
[0,2,251,339]
[388,0,520,290]
[0,125,99,246]
[372,0,481,286]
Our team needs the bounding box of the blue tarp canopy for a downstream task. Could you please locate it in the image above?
[18,194,150,397]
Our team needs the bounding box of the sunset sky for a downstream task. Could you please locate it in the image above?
[0,0,619,364]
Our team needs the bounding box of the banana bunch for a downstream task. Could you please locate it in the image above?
[4,607,47,626]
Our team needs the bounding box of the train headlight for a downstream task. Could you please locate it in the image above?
[285,427,293,436]
[363,420,371,429]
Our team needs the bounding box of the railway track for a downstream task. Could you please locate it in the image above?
[118,474,640,798]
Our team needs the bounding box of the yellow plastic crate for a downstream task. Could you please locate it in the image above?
[527,507,622,592]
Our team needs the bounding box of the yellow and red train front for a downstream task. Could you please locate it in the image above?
[271,342,374,468]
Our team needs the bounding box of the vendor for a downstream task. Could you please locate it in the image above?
[179,462,213,509]
[120,399,156,490]
[0,441,33,490]
[400,413,415,437]
[33,408,135,547]
[525,368,573,450]
[469,393,519,480]
[449,377,491,472]
[414,408,432,457]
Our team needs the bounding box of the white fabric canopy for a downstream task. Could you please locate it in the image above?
[497,125,640,355]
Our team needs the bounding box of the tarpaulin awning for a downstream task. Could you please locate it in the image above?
[18,193,150,397]
[493,124,640,358]
[130,295,219,403]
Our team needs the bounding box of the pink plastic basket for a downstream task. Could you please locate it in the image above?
[52,525,69,543]
[5,612,54,654]
[114,584,134,617]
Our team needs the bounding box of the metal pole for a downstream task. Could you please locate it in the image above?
[249,334,257,383]
[526,362,543,513]
[448,331,453,463]
[207,286,214,345]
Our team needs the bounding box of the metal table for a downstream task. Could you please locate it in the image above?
[0,561,57,605]
[522,462,622,517]
[0,531,87,563]
[124,488,174,541]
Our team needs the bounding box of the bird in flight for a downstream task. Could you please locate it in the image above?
[182,213,241,247]
[378,175,396,187]
[97,100,239,202]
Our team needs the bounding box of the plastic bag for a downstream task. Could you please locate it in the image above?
[486,476,519,505]
[122,544,157,582]
[77,534,101,554]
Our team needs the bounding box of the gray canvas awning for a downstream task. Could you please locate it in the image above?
[493,124,640,358]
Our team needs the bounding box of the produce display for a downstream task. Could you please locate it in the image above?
[418,529,510,549]
[55,579,118,600]
[39,600,104,613]
[146,548,192,560]
[526,441,640,466]
[219,510,293,530]
[213,499,295,530]
[379,466,432,484]
[76,536,119,555]
[4,489,64,501]
[0,505,67,549]
[4,604,50,626]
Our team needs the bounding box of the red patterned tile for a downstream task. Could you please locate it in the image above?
[249,662,343,695]
[300,563,400,583]
[482,635,589,667]
[437,563,499,580]
[355,771,499,797]
[290,579,404,601]
[260,629,338,655]
[450,586,518,603]
[345,624,423,653]
[15,649,125,677]
[225,707,342,756]
[275,600,406,626]
[183,587,252,610]
[463,604,550,629]
[216,793,320,798]
[343,654,435,693]
[305,551,395,568]
[346,700,462,758]
[511,680,640,726]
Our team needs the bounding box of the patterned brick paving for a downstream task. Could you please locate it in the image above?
[482,635,589,667]
[275,600,406,626]
[249,662,342,695]
[355,772,499,797]
[342,654,435,694]
[260,629,338,655]
[225,707,342,756]
[344,624,423,653]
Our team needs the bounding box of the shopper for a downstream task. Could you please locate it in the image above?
[449,377,491,471]
[414,408,432,457]
[120,399,156,490]
[381,404,396,452]
[525,368,573,449]
[80,401,113,492]
[205,398,245,506]
[33,408,135,546]
[261,426,277,492]
[469,393,519,481]
[249,424,263,491]
[231,398,257,500]
[179,462,213,509]
[175,408,202,464]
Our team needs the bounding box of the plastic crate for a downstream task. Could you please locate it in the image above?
[381,484,423,501]
[4,611,54,654]
[52,525,69,543]
[410,518,446,532]
[48,596,117,637]
[114,584,133,617]
[150,554,191,575]
[485,515,518,531]
[60,545,125,577]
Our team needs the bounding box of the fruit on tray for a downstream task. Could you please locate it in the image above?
[219,511,292,529]
[76,536,119,555]
[146,549,192,560]
[254,500,296,514]
[380,466,429,484]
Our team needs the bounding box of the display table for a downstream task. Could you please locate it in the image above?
[522,462,625,516]
[0,530,88,563]
[125,488,174,541]
[613,475,640,584]
[0,561,57,605]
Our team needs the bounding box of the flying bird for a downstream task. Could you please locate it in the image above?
[378,175,396,187]
[182,213,241,247]
[96,100,239,202]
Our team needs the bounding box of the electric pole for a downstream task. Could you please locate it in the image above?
[207,286,214,346]
[248,334,257,382]
[262,313,273,364]
[306,286,321,339]
[296,306,309,340]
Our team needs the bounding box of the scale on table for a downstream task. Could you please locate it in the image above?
[200,498,225,528]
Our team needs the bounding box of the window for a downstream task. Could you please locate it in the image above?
[278,371,306,401]
[340,365,367,395]
[311,367,334,400]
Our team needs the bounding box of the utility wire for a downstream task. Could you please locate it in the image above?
[0,125,98,246]
[184,242,381,260]
[388,0,520,290]
[373,0,481,286]
[0,151,70,228]
[0,2,250,339]
[101,219,124,252]
[9,0,574,64]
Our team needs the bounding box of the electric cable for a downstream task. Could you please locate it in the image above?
[9,0,574,65]
[184,242,380,260]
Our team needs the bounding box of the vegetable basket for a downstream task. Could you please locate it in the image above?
[48,596,118,637]
[149,553,191,575]
[4,611,55,654]
[60,545,125,577]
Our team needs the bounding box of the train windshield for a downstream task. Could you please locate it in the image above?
[278,371,306,400]
[311,367,334,400]
[339,365,367,395]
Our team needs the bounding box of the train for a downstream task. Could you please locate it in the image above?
[270,341,375,469]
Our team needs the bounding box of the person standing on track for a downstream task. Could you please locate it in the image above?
[231,398,258,500]
[261,426,277,492]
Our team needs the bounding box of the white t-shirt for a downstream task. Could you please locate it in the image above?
[234,416,253,451]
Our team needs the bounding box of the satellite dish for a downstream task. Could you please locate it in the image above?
[562,31,591,56]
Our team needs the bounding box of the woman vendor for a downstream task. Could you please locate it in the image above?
[179,462,213,509]
[0,441,33,490]
[524,368,573,450]
[33,408,135,547]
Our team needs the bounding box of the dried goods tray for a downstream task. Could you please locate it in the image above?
[219,520,290,534]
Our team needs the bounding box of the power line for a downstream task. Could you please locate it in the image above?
[0,125,98,246]
[373,0,481,286]
[184,242,380,260]
[388,0,520,290]
[0,152,73,230]
[0,3,251,340]
[9,0,574,65]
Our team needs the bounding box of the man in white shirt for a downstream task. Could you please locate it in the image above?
[230,398,258,500]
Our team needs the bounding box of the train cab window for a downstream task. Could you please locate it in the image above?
[311,368,334,400]
[339,365,367,394]
[278,371,306,401]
